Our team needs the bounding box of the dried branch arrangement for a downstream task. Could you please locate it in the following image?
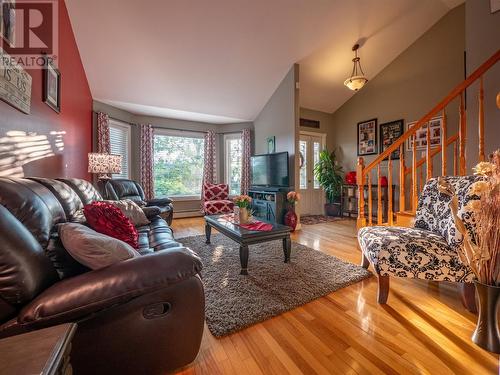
[438,150,500,286]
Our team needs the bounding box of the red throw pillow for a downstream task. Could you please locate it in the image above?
[83,201,139,248]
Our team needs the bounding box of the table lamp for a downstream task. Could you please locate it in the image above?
[88,153,122,180]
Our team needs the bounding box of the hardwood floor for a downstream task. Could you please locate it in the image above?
[172,217,498,375]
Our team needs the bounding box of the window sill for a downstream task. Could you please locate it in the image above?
[157,195,201,202]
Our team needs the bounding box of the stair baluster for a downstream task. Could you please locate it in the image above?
[399,144,405,212]
[442,109,447,175]
[478,77,485,162]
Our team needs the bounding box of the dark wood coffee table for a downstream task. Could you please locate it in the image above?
[204,214,292,275]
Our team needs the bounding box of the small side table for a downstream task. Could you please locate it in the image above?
[0,323,77,375]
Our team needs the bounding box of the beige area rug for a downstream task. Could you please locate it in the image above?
[178,234,372,337]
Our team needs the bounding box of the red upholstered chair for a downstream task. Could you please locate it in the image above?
[202,183,234,215]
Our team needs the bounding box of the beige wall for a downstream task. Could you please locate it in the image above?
[330,5,465,175]
[254,65,299,188]
[465,0,500,169]
[299,107,335,150]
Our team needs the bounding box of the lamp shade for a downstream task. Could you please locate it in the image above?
[88,153,122,174]
[344,75,368,91]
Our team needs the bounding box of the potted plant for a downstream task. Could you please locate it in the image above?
[438,150,500,353]
[314,149,344,217]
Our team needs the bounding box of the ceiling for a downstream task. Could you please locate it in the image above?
[66,0,462,124]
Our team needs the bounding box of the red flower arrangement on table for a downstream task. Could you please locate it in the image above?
[284,191,301,231]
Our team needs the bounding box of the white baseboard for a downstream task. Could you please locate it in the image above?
[174,211,204,219]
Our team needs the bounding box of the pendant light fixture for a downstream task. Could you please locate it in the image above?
[344,44,368,91]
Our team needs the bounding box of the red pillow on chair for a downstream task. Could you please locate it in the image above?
[203,183,229,201]
[83,201,139,248]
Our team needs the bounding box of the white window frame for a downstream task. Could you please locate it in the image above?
[224,133,242,197]
[109,119,132,179]
[153,128,206,201]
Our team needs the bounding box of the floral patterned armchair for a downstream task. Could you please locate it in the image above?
[202,183,235,215]
[357,176,480,312]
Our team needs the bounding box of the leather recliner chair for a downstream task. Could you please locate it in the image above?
[0,177,204,374]
[102,179,174,225]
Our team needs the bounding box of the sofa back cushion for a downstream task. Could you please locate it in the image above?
[0,204,59,307]
[414,176,479,250]
[104,179,145,204]
[0,178,66,248]
[203,183,229,201]
[29,178,85,222]
[59,178,102,205]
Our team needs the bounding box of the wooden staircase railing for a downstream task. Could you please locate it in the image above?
[357,49,500,229]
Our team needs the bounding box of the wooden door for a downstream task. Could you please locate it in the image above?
[298,133,325,215]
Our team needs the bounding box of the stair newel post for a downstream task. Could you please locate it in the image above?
[412,136,418,212]
[377,164,382,225]
[478,76,485,162]
[388,154,393,225]
[399,144,405,212]
[459,92,467,175]
[368,170,373,226]
[426,121,432,180]
[356,157,366,229]
[441,109,447,176]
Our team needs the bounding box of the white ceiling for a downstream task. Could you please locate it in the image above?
[66,0,462,124]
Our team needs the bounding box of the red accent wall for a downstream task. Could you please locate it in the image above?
[0,0,92,179]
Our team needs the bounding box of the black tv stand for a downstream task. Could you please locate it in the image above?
[248,187,289,224]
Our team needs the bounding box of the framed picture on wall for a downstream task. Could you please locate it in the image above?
[43,54,61,113]
[357,118,377,156]
[379,119,404,160]
[266,136,275,153]
[406,116,443,151]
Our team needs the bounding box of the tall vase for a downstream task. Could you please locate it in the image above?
[472,281,500,354]
[239,207,249,224]
[284,205,298,231]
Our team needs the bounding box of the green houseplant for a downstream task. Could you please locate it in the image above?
[314,149,344,216]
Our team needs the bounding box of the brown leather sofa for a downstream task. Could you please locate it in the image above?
[0,177,204,374]
[102,178,174,225]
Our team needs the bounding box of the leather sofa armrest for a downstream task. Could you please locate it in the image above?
[142,206,161,219]
[147,197,173,206]
[18,248,202,326]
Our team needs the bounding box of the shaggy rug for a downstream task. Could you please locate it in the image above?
[179,234,371,337]
[300,215,347,225]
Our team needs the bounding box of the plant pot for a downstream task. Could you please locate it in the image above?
[238,207,250,224]
[284,206,298,231]
[324,203,341,217]
[472,281,500,353]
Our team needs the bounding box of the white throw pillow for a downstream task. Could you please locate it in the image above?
[59,223,140,270]
[103,199,150,226]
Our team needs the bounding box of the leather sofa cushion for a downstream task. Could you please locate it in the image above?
[0,178,66,248]
[29,178,84,222]
[137,218,181,251]
[59,178,102,205]
[59,223,140,270]
[105,179,145,204]
[0,205,58,306]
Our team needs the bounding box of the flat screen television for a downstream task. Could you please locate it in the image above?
[251,152,289,187]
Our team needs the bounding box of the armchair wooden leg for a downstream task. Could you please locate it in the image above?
[459,283,477,313]
[361,253,370,269]
[377,275,390,304]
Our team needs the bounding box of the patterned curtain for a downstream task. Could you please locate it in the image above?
[202,130,217,199]
[96,112,110,153]
[140,124,155,200]
[241,128,251,194]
